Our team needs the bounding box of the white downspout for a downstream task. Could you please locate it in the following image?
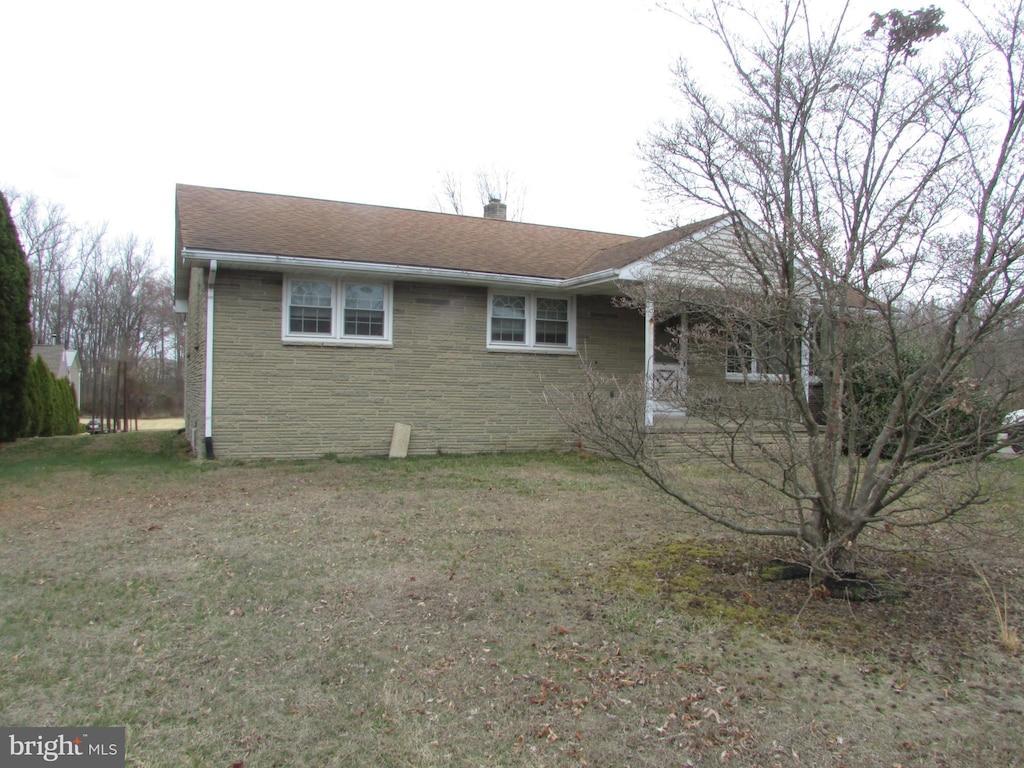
[204,260,217,458]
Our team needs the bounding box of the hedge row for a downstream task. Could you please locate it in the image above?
[23,355,80,437]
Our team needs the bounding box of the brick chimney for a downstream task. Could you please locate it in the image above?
[483,197,507,221]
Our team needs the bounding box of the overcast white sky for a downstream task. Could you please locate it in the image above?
[2,0,716,268]
[4,1,967,270]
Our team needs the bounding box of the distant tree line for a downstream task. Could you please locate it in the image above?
[4,189,184,423]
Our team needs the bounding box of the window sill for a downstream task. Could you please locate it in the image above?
[487,344,577,355]
[283,338,393,349]
[725,372,787,383]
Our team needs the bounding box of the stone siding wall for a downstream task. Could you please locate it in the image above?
[206,270,645,459]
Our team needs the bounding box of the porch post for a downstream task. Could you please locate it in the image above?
[678,308,688,405]
[644,300,655,427]
[802,306,812,404]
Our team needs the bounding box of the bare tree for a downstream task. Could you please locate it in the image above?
[7,189,184,420]
[558,0,1024,580]
[434,170,465,216]
[434,166,527,220]
[5,191,105,347]
[474,165,526,221]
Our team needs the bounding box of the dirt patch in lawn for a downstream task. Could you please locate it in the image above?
[1,437,1021,767]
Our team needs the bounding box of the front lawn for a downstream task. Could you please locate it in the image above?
[1,434,1021,766]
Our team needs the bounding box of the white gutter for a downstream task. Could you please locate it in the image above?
[204,260,217,459]
[564,268,622,290]
[180,248,623,291]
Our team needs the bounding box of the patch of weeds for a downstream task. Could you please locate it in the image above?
[972,563,1021,653]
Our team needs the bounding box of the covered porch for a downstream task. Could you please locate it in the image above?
[640,304,818,429]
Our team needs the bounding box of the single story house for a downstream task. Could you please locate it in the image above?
[31,341,82,409]
[173,184,752,460]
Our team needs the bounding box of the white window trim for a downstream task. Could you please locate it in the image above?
[486,290,576,354]
[282,277,393,346]
[725,368,788,383]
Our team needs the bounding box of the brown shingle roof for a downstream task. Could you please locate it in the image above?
[176,185,639,280]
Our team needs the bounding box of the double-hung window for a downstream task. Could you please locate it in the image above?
[284,277,392,345]
[289,280,333,335]
[487,291,575,352]
[342,284,386,337]
[725,323,788,380]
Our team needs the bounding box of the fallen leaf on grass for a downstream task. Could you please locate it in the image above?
[535,724,558,741]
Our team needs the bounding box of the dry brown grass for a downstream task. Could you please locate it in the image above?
[973,563,1022,654]
[1,434,1022,767]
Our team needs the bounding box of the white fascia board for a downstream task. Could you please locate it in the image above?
[181,248,623,292]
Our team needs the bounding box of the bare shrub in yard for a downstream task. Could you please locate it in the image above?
[556,0,1024,583]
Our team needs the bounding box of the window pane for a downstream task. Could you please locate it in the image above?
[343,284,385,337]
[726,345,751,374]
[726,325,753,374]
[535,298,567,322]
[291,280,332,307]
[491,295,526,342]
[654,317,681,364]
[535,298,568,345]
[290,306,332,334]
[760,332,788,376]
[344,284,384,311]
[289,280,332,334]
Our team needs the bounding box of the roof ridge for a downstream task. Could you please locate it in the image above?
[175,183,639,240]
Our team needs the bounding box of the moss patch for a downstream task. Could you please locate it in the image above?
[605,537,788,631]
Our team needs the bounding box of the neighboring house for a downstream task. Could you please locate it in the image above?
[31,342,82,409]
[173,184,750,460]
